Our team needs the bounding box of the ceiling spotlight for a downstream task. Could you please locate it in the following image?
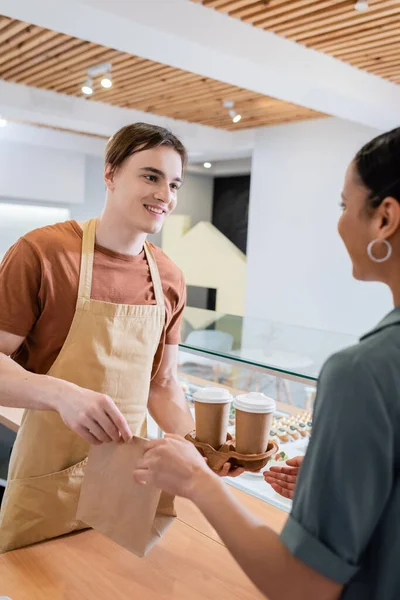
[203,162,212,169]
[355,0,368,11]
[101,74,112,89]
[228,109,242,124]
[224,100,243,123]
[0,116,7,127]
[82,78,93,95]
[85,62,113,92]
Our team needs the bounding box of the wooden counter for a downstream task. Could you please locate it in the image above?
[0,488,287,600]
[0,387,288,598]
[0,406,23,433]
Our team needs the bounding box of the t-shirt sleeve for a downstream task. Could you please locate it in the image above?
[165,271,186,345]
[280,350,394,584]
[0,237,42,337]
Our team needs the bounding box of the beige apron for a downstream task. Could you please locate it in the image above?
[0,218,165,553]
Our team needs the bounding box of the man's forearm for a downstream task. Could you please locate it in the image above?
[0,353,63,411]
[148,377,195,436]
[191,471,342,600]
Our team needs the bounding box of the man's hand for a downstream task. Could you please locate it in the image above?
[55,382,132,445]
[0,331,132,445]
[263,456,303,499]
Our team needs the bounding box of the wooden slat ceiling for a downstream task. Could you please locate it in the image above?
[190,0,400,85]
[0,15,324,131]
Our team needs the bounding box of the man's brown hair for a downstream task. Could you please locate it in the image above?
[105,122,187,174]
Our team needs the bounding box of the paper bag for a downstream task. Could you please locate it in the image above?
[76,436,176,557]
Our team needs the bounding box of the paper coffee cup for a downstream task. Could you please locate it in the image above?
[233,393,276,455]
[194,387,232,450]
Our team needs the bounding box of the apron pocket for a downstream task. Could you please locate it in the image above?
[0,458,88,553]
[9,457,88,483]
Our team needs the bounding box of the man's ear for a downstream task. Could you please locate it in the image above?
[104,164,115,191]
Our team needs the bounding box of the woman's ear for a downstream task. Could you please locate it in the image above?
[104,164,115,191]
[376,197,400,239]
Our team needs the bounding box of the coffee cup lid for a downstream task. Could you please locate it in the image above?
[193,387,232,404]
[233,392,276,414]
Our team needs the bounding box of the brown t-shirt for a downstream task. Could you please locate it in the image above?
[0,220,186,379]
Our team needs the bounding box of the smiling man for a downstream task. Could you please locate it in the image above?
[0,123,196,553]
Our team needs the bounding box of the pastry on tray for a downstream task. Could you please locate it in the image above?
[287,424,299,440]
[297,422,308,437]
[276,427,290,443]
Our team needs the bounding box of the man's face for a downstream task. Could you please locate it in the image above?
[104,145,183,235]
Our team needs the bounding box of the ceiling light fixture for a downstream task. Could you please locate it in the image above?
[82,62,113,95]
[355,0,368,11]
[203,162,212,169]
[88,62,112,78]
[0,116,8,127]
[101,73,112,89]
[82,78,93,95]
[224,100,242,124]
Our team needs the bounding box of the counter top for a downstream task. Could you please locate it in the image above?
[0,406,23,433]
[0,489,287,600]
[0,395,288,598]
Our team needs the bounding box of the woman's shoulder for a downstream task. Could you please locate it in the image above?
[328,309,400,368]
[320,322,400,409]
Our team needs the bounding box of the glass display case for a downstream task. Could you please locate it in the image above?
[177,307,356,512]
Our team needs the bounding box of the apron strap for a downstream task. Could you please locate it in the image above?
[78,220,165,307]
[144,242,165,308]
[78,218,97,300]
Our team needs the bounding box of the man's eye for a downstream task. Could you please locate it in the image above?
[145,175,157,182]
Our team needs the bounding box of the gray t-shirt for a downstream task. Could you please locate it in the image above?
[280,306,400,599]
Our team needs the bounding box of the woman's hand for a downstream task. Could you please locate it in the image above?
[263,456,303,499]
[133,434,217,499]
[217,463,246,478]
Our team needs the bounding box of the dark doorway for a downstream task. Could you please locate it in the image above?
[186,285,216,311]
[212,175,250,255]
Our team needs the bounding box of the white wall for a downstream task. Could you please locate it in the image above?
[0,139,85,205]
[0,154,102,257]
[0,203,70,260]
[188,158,251,177]
[71,155,106,222]
[246,117,392,337]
